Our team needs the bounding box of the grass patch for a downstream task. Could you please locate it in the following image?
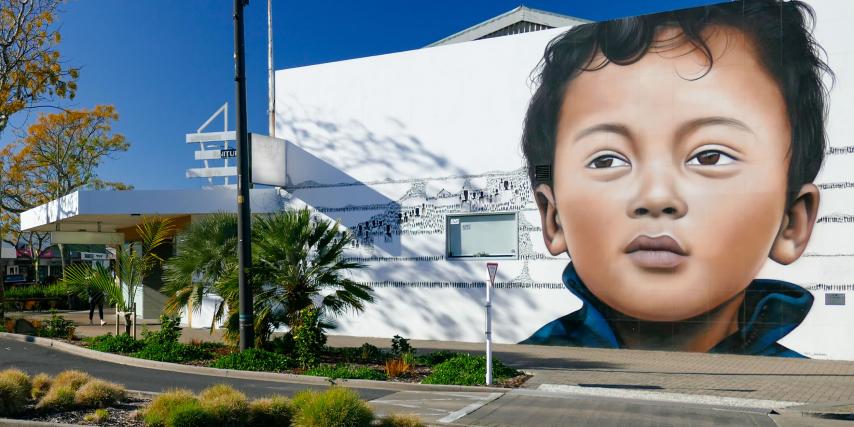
[421,354,520,386]
[36,385,76,411]
[291,387,373,427]
[305,364,387,381]
[416,350,467,367]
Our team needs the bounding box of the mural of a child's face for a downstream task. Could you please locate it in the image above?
[536,27,820,322]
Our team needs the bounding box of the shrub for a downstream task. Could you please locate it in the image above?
[134,341,212,363]
[292,307,326,369]
[422,354,520,386]
[384,359,411,379]
[0,369,31,416]
[37,310,76,339]
[377,414,426,427]
[390,335,413,358]
[211,348,295,372]
[248,395,293,427]
[291,387,373,427]
[86,334,145,354]
[74,379,126,408]
[142,314,182,345]
[83,408,110,424]
[168,400,214,427]
[143,389,197,427]
[267,332,295,355]
[304,364,387,381]
[31,373,52,400]
[198,384,249,426]
[52,370,92,391]
[36,385,75,411]
[416,350,467,367]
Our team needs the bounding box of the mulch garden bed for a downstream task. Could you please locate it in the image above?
[10,397,149,427]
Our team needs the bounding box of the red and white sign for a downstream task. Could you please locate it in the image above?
[487,262,498,286]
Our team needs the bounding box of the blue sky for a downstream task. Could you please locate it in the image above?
[3,0,723,190]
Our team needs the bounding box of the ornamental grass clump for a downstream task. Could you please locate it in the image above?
[74,379,126,408]
[143,389,198,427]
[248,395,293,427]
[377,414,427,427]
[30,373,52,400]
[0,369,31,416]
[291,387,373,427]
[167,400,214,427]
[83,408,110,424]
[198,384,249,426]
[36,385,75,411]
[52,370,91,391]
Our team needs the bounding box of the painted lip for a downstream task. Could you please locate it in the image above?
[624,235,688,269]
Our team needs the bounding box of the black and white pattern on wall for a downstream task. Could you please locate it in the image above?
[312,168,536,247]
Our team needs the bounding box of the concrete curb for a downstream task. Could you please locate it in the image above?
[0,332,510,394]
[0,419,79,427]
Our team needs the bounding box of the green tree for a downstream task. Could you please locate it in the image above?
[161,209,373,347]
[0,106,129,290]
[61,217,174,335]
[0,0,79,134]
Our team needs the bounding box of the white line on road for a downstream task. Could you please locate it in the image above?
[437,392,503,424]
[534,384,800,410]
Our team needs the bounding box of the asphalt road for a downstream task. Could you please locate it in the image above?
[0,336,823,426]
[0,336,391,400]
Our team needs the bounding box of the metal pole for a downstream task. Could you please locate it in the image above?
[234,0,254,351]
[267,0,275,137]
[486,280,493,385]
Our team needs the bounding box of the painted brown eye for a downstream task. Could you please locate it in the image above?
[587,154,629,169]
[687,150,735,166]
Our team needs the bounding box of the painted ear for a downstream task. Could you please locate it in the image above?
[770,184,820,265]
[534,184,567,256]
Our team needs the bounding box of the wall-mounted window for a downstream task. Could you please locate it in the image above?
[446,212,518,260]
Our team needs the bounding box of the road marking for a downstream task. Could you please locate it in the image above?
[437,392,503,424]
[534,384,800,410]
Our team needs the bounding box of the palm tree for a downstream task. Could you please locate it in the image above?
[160,212,239,334]
[161,209,373,347]
[62,217,174,334]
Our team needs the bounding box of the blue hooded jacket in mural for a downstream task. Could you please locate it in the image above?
[522,263,814,358]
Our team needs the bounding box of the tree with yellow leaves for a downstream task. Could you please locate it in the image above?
[0,106,130,290]
[0,0,78,134]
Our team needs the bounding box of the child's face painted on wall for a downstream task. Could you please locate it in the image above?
[539,27,809,321]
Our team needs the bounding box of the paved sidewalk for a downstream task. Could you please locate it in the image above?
[12,309,854,406]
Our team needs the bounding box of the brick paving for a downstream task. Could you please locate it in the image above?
[13,309,854,405]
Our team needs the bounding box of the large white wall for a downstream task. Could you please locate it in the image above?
[276,1,854,360]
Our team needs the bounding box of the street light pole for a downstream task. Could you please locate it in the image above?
[234,0,254,351]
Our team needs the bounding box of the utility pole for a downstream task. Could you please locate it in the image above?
[234,0,254,351]
[267,0,275,137]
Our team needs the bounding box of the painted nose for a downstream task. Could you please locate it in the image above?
[627,169,688,219]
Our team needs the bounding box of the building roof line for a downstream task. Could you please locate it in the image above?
[427,5,588,48]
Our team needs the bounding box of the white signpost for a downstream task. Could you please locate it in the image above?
[486,262,498,385]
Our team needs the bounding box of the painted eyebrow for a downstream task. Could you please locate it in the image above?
[573,123,631,143]
[573,117,753,143]
[675,116,754,140]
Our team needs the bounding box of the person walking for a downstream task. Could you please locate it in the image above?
[87,286,106,326]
